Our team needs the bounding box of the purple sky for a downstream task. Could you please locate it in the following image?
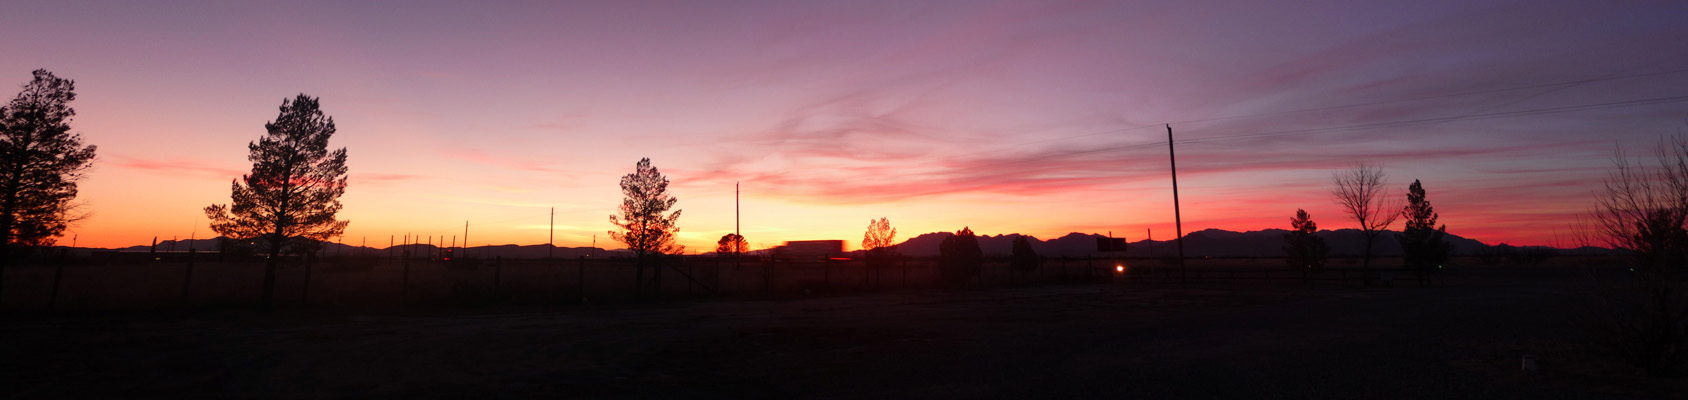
[5,0,1688,249]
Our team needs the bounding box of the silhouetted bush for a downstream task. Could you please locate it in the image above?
[1010,236,1040,272]
[939,227,982,286]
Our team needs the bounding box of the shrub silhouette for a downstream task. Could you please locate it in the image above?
[1011,235,1040,272]
[939,227,982,285]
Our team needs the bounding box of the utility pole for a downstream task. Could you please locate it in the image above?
[463,220,469,259]
[1168,124,1187,283]
[736,181,741,269]
[549,207,555,259]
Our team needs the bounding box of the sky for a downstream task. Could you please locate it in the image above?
[4,0,1688,250]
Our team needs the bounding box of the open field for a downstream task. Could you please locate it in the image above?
[3,262,1683,398]
[1,255,1567,311]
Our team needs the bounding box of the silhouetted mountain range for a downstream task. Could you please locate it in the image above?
[99,237,628,259]
[76,229,1609,260]
[879,228,1605,258]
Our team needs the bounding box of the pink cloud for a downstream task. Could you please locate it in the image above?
[111,156,243,179]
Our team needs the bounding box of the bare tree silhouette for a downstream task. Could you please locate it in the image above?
[0,69,97,301]
[863,217,899,282]
[205,94,348,309]
[1583,135,1688,375]
[1283,209,1329,271]
[1398,179,1448,286]
[609,158,682,297]
[939,227,982,286]
[715,233,747,255]
[1331,164,1398,286]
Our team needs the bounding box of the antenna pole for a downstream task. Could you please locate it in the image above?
[1168,124,1187,283]
[736,181,742,264]
[549,207,555,259]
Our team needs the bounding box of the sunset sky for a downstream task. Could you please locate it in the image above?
[4,0,1688,250]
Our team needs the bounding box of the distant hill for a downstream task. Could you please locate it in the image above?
[104,237,627,259]
[75,229,1612,260]
[879,228,1597,258]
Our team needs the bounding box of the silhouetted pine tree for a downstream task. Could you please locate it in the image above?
[204,94,349,309]
[1283,209,1329,271]
[0,69,97,300]
[1398,179,1448,286]
[608,158,682,297]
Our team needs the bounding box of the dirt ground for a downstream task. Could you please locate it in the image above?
[2,267,1683,399]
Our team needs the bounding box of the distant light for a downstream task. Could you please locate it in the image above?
[1115,265,1124,273]
[1437,265,1443,269]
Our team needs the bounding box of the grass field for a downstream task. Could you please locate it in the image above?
[2,255,1482,311]
[2,256,1683,398]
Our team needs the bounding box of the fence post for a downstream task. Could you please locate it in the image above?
[494,255,502,291]
[577,256,585,304]
[182,249,197,305]
[302,253,313,304]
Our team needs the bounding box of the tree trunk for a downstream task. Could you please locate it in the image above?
[634,255,646,301]
[1361,234,1373,287]
[0,180,17,306]
[262,238,281,310]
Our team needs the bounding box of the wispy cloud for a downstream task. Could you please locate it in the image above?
[111,156,243,179]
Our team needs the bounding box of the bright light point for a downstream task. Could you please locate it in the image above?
[1115,265,1124,273]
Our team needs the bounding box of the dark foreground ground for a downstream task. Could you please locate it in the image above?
[3,268,1684,399]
